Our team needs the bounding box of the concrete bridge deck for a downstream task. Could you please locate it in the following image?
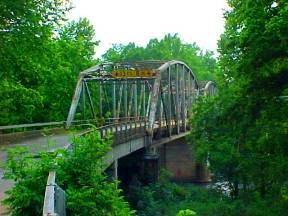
[0,130,75,215]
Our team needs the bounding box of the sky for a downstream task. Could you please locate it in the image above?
[68,0,228,57]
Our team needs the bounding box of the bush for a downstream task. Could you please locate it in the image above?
[2,129,134,216]
[125,172,287,216]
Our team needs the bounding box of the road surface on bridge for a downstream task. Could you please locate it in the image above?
[0,131,74,215]
[0,121,146,214]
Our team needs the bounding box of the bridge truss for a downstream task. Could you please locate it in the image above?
[66,60,214,142]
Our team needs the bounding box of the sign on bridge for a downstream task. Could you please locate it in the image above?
[111,69,155,78]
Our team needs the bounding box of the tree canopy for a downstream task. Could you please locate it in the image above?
[189,0,288,205]
[0,0,98,125]
[102,34,218,81]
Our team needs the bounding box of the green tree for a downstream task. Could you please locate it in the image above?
[189,0,288,205]
[0,0,70,125]
[102,34,217,81]
[0,0,98,125]
[39,18,98,121]
[177,209,196,216]
[3,129,134,215]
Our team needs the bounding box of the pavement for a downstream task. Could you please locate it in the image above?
[0,132,73,215]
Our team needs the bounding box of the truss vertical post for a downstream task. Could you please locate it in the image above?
[146,88,151,120]
[143,82,146,118]
[128,84,134,117]
[134,81,137,119]
[124,80,128,118]
[124,80,128,138]
[192,77,195,105]
[175,64,180,134]
[117,83,123,118]
[99,81,103,119]
[113,81,116,121]
[138,82,144,118]
[168,67,172,136]
[159,94,163,138]
[179,65,183,130]
[181,65,186,131]
[187,72,191,109]
[82,81,86,120]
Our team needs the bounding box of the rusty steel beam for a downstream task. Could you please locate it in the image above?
[66,74,84,129]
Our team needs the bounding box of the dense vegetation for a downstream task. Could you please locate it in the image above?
[102,34,218,81]
[0,0,217,126]
[0,0,97,125]
[125,171,285,216]
[189,0,288,214]
[1,0,288,215]
[3,129,133,215]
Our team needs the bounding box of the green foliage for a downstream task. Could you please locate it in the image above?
[177,209,196,216]
[126,176,287,216]
[102,34,218,81]
[2,147,56,215]
[188,0,288,211]
[3,129,134,216]
[0,0,98,125]
[0,80,43,125]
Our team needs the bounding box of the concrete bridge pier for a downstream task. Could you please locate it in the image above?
[113,159,118,180]
[142,146,160,183]
[158,138,211,183]
[107,137,210,189]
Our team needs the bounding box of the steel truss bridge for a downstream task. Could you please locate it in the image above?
[0,60,216,216]
[66,60,215,141]
[42,60,215,215]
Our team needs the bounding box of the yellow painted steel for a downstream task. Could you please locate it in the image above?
[112,70,155,78]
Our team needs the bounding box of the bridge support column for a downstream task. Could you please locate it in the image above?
[159,138,211,183]
[142,147,159,183]
[113,159,118,180]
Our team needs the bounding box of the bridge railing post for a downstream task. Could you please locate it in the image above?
[43,171,66,216]
[125,119,128,142]
[129,117,132,138]
[134,118,137,135]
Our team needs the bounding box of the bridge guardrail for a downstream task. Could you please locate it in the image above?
[0,117,147,133]
[0,119,98,133]
[0,117,149,145]
[42,116,148,215]
[43,171,66,216]
[42,117,188,215]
